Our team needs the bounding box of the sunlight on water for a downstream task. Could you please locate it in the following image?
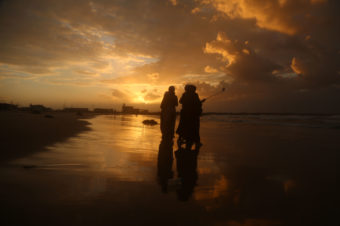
[11,115,163,181]
[7,114,231,203]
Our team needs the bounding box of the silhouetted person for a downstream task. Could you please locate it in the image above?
[176,84,202,150]
[160,86,178,139]
[157,138,174,193]
[175,147,199,201]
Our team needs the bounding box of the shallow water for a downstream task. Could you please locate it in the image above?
[11,115,162,181]
[1,115,338,226]
[202,114,340,129]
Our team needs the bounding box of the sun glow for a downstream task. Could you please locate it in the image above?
[134,94,149,104]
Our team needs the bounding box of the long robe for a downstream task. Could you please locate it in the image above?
[160,91,178,138]
[176,91,202,143]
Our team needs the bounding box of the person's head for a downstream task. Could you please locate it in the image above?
[191,85,196,92]
[186,84,196,93]
[168,86,175,93]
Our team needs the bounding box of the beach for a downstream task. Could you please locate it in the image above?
[0,113,338,226]
[0,111,91,163]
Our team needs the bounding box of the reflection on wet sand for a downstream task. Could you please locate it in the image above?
[0,115,337,226]
[157,138,174,193]
[175,147,199,201]
[157,137,200,201]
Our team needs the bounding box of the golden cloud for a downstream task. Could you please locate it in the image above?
[200,0,328,35]
[169,0,178,6]
[204,65,218,73]
[290,57,303,75]
[213,0,296,34]
[204,32,252,68]
[204,33,237,66]
[147,72,160,81]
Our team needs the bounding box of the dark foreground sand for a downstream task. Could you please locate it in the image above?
[0,111,91,164]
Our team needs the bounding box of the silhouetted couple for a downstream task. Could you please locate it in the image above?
[160,84,202,150]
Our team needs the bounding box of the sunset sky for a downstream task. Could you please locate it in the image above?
[0,0,339,112]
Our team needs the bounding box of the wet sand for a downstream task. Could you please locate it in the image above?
[0,114,338,226]
[0,111,91,163]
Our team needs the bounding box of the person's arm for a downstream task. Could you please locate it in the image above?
[199,101,202,115]
[195,94,202,115]
[179,94,183,104]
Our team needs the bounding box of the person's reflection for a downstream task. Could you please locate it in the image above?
[175,147,200,201]
[157,138,174,193]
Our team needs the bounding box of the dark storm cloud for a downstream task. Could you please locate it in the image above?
[197,0,340,112]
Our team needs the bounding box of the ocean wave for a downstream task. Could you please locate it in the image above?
[201,114,340,129]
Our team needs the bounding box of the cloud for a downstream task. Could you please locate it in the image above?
[204,36,236,66]
[290,57,303,75]
[147,72,160,81]
[169,0,178,6]
[112,89,130,100]
[204,65,218,73]
[75,70,98,76]
[205,32,281,82]
[0,0,339,112]
[199,0,329,35]
[144,91,161,101]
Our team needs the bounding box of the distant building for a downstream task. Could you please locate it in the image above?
[0,103,17,111]
[30,104,51,112]
[122,104,139,114]
[19,107,31,112]
[63,108,89,113]
[93,108,114,114]
[139,109,149,114]
[121,104,149,114]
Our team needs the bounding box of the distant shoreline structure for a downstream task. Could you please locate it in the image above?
[1,102,339,116]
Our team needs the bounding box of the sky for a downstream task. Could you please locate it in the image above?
[0,0,339,112]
